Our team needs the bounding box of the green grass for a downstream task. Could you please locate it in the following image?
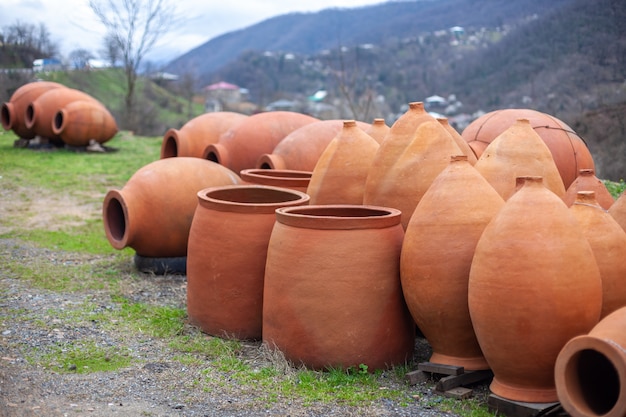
[0,129,161,254]
[34,340,132,374]
[604,178,626,199]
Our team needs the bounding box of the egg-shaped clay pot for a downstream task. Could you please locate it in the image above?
[204,111,318,174]
[461,108,595,190]
[161,112,248,158]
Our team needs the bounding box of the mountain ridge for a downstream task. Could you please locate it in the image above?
[164,0,573,79]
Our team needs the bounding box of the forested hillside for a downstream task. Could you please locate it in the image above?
[188,0,625,180]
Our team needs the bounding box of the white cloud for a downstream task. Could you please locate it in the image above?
[0,0,386,62]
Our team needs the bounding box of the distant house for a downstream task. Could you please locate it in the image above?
[32,58,63,72]
[203,81,245,112]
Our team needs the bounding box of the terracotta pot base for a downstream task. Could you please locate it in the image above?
[429,353,489,371]
[490,378,558,404]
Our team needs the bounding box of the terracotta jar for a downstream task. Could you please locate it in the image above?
[25,87,102,141]
[203,111,318,174]
[473,118,566,200]
[186,185,309,340]
[570,191,626,319]
[263,205,415,371]
[365,118,390,144]
[51,100,118,146]
[161,111,247,158]
[256,119,370,170]
[468,176,602,403]
[364,108,462,229]
[563,169,615,209]
[400,155,504,370]
[437,118,478,164]
[609,191,626,233]
[102,157,241,258]
[364,102,435,181]
[1,81,65,139]
[239,168,312,193]
[461,108,595,189]
[306,120,379,205]
[555,306,626,417]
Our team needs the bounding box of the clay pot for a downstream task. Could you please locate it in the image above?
[365,118,390,144]
[400,155,505,370]
[473,118,566,200]
[570,191,626,319]
[161,112,248,159]
[461,108,595,189]
[256,119,370,170]
[468,176,602,403]
[25,87,101,140]
[204,111,318,174]
[437,118,478,164]
[365,102,436,179]
[52,100,118,146]
[306,120,380,205]
[609,191,626,233]
[363,104,462,229]
[563,169,615,210]
[239,168,312,193]
[186,185,309,340]
[555,306,626,417]
[1,81,65,139]
[102,157,241,258]
[263,205,415,370]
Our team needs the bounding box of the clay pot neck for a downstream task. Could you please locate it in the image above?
[198,185,309,214]
[1,102,13,130]
[103,189,130,250]
[275,205,401,230]
[161,128,180,158]
[204,143,230,167]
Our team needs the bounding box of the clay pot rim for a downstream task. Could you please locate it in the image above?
[555,335,626,417]
[275,204,402,230]
[240,168,313,186]
[198,184,310,214]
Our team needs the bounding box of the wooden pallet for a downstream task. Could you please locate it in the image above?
[487,393,566,417]
[405,362,493,399]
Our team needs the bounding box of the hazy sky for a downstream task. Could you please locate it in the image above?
[0,0,388,63]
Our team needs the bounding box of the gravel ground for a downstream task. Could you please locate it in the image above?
[0,238,490,417]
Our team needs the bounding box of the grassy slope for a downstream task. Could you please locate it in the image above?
[35,69,204,135]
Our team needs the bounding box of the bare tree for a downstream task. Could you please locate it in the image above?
[88,0,177,131]
[100,33,120,67]
[69,48,95,69]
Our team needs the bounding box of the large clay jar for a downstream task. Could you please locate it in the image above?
[306,120,379,205]
[239,168,312,194]
[609,191,626,233]
[570,191,626,319]
[555,306,626,417]
[468,176,602,403]
[1,81,65,139]
[437,118,478,164]
[186,185,309,340]
[263,205,415,371]
[461,108,595,189]
[473,118,566,200]
[102,157,241,258]
[204,111,318,174]
[365,118,390,144]
[51,100,118,146]
[25,87,101,140]
[161,112,248,159]
[364,102,435,186]
[400,155,505,370]
[363,105,462,229]
[563,169,615,210]
[256,119,370,170]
